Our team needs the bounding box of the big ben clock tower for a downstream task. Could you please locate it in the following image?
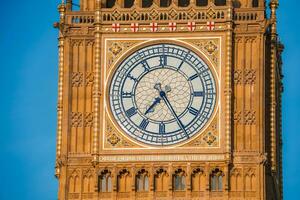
[54,0,283,199]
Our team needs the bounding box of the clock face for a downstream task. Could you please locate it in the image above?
[109,43,217,146]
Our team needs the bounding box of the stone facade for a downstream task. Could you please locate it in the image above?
[54,0,283,199]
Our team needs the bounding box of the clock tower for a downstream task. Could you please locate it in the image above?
[54,0,283,199]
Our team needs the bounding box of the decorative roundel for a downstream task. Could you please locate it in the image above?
[109,43,217,146]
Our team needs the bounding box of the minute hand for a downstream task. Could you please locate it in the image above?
[159,91,189,138]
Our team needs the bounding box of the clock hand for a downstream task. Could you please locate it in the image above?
[155,84,189,139]
[145,97,161,115]
[145,83,172,115]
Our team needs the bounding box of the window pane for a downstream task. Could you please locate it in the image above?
[211,176,216,190]
[181,176,186,190]
[218,176,222,190]
[136,176,143,191]
[107,176,112,192]
[144,176,149,191]
[101,177,106,192]
[175,176,180,190]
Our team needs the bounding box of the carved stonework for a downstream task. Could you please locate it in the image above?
[71,112,93,127]
[234,110,256,125]
[72,72,83,87]
[244,69,256,85]
[203,132,217,145]
[85,72,94,87]
[184,38,220,65]
[84,112,93,127]
[244,110,256,125]
[104,119,136,148]
[233,70,243,85]
[106,40,141,69]
[183,116,219,147]
[72,72,94,87]
[234,69,256,85]
[71,112,83,127]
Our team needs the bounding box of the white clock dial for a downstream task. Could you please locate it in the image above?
[109,43,217,146]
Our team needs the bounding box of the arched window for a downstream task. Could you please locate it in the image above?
[196,0,208,6]
[136,169,149,192]
[252,0,259,7]
[142,0,153,7]
[210,168,224,191]
[98,170,112,192]
[173,169,186,191]
[154,168,168,192]
[106,0,116,8]
[191,168,206,192]
[160,0,171,7]
[178,0,190,7]
[117,169,131,192]
[215,0,226,6]
[124,0,134,8]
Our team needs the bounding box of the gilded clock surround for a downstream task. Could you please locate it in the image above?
[54,1,284,200]
[103,37,221,149]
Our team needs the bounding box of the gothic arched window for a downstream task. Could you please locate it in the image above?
[98,170,112,192]
[178,0,190,7]
[196,0,208,6]
[191,168,206,192]
[124,0,134,8]
[173,169,186,191]
[142,0,153,7]
[106,0,116,8]
[117,169,131,192]
[215,0,226,6]
[136,169,149,192]
[160,0,171,7]
[154,168,168,192]
[210,168,224,191]
[252,0,259,7]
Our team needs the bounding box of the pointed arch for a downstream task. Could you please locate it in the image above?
[98,169,112,192]
[210,168,224,191]
[173,168,186,191]
[117,169,131,192]
[136,169,149,192]
[191,168,205,192]
[154,168,168,192]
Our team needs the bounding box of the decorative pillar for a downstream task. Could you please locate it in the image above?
[269,0,278,172]
[55,2,66,179]
[92,0,102,165]
[225,0,233,160]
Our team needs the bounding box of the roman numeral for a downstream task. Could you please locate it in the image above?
[122,92,133,98]
[159,55,167,66]
[142,61,150,72]
[159,123,165,134]
[126,107,137,117]
[127,74,137,82]
[139,119,149,130]
[188,74,199,81]
[193,91,204,97]
[188,107,198,116]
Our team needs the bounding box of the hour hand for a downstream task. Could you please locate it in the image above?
[145,97,161,115]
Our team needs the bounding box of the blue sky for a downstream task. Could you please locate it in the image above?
[0,0,299,199]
